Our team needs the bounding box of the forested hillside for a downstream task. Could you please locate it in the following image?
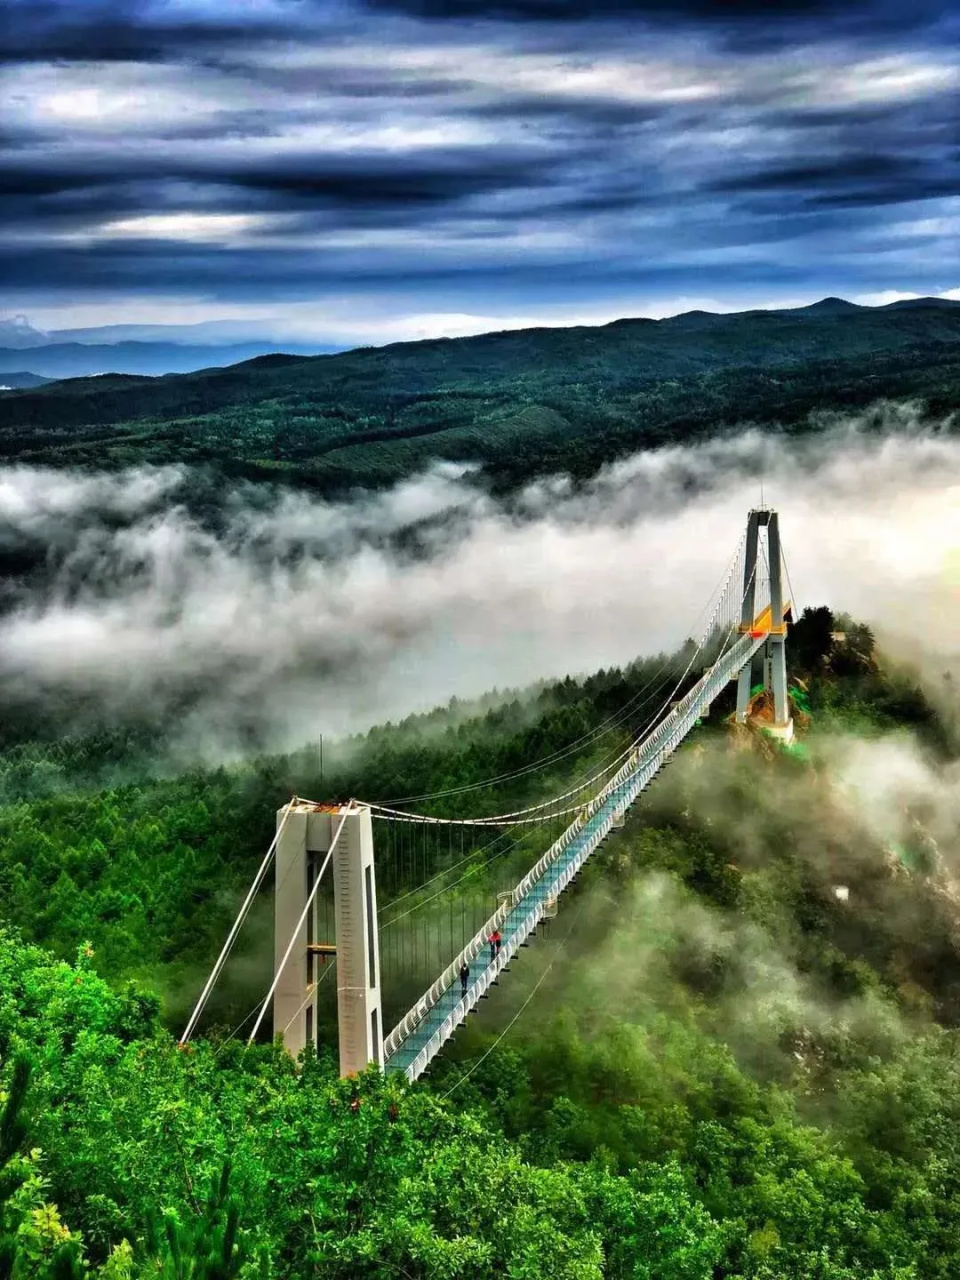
[5,608,960,1277]
[3,299,960,494]
[0,295,957,1280]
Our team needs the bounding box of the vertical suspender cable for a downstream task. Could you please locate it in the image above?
[418,820,424,976]
[402,822,408,975]
[460,826,466,961]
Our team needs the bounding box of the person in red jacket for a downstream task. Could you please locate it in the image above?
[489,930,502,962]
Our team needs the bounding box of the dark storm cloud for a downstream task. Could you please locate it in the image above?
[374,0,834,9]
[2,0,958,332]
[0,237,827,299]
[471,95,673,130]
[0,242,577,291]
[5,108,950,238]
[361,0,957,37]
[218,152,566,207]
[0,145,572,244]
[0,0,329,64]
[0,167,104,199]
[710,154,960,210]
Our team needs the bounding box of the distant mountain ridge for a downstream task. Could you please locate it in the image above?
[0,312,342,378]
[3,296,959,494]
[0,338,336,380]
[0,371,50,390]
[1,295,956,380]
[0,316,48,348]
[0,314,339,350]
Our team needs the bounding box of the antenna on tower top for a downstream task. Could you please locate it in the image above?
[760,476,765,508]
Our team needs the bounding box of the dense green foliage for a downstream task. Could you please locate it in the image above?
[0,648,697,1022]
[1,933,736,1280]
[4,296,960,1274]
[3,301,960,494]
[5,607,960,1276]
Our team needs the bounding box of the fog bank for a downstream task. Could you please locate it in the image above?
[0,402,957,754]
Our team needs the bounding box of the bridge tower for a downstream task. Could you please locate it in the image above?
[735,507,793,742]
[273,800,384,1075]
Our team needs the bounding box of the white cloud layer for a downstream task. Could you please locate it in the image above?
[0,407,958,755]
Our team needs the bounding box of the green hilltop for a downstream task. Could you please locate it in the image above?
[3,296,960,492]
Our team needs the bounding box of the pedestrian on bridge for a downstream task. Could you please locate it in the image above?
[459,963,470,997]
[489,930,502,962]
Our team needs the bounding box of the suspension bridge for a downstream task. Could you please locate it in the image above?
[180,507,797,1081]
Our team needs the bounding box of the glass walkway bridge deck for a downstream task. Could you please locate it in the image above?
[383,629,769,1080]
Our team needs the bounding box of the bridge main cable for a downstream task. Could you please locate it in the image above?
[364,527,750,811]
[381,628,770,1078]
[380,546,772,1078]
[352,531,754,830]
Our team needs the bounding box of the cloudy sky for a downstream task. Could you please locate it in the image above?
[2,0,959,344]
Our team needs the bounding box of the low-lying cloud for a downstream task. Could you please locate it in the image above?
[0,402,958,756]
[487,720,960,1095]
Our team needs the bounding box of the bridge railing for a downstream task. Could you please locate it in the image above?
[383,628,767,1071]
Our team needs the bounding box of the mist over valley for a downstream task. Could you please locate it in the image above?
[0,402,955,760]
[4,0,960,1271]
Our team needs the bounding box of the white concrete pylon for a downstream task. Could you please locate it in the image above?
[735,507,793,739]
[273,801,383,1075]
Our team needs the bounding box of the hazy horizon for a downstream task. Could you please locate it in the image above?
[3,289,960,354]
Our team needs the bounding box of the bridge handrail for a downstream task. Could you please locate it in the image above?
[382,627,764,1064]
[395,628,767,1078]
